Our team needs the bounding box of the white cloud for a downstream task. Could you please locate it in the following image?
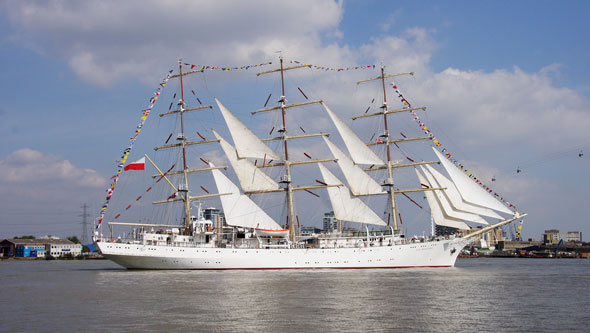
[0,148,106,187]
[379,9,402,32]
[410,65,590,152]
[0,148,106,217]
[200,150,226,167]
[3,0,344,86]
[0,148,110,237]
[5,1,587,154]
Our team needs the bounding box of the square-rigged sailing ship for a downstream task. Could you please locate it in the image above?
[95,57,526,269]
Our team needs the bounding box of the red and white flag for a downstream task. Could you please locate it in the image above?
[124,157,145,171]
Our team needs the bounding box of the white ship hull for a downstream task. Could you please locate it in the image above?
[97,238,468,270]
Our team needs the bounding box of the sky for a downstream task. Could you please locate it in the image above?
[0,0,589,242]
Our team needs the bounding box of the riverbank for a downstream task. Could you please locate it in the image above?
[0,255,105,261]
[460,250,589,259]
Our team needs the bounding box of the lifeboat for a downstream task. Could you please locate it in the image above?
[254,228,290,238]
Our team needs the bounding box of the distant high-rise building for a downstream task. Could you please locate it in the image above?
[323,211,338,233]
[566,231,582,242]
[460,227,503,248]
[436,225,458,236]
[203,207,225,228]
[543,229,560,244]
[301,226,322,235]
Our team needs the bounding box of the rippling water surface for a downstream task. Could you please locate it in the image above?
[1,258,589,332]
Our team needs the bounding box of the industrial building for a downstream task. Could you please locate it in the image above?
[0,238,82,258]
[543,229,583,244]
[544,229,561,244]
[567,231,583,242]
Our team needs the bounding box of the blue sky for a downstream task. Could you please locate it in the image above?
[0,0,588,241]
[343,1,590,93]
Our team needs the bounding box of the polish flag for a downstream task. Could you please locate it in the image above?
[124,157,145,171]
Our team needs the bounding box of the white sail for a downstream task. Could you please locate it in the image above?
[209,162,282,230]
[420,166,488,225]
[215,98,280,160]
[424,164,503,219]
[433,148,513,214]
[323,137,385,195]
[322,102,385,165]
[318,164,386,226]
[415,169,470,230]
[213,130,280,192]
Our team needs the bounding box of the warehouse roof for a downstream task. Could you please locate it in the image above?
[0,238,76,245]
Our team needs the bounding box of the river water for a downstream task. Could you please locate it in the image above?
[1,258,588,332]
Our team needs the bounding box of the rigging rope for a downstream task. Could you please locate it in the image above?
[96,71,172,231]
[388,79,518,211]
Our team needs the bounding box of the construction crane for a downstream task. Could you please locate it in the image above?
[553,239,566,257]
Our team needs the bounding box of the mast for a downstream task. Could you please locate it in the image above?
[178,59,192,229]
[150,74,218,225]
[352,69,419,232]
[278,56,297,244]
[380,66,399,231]
[253,56,326,244]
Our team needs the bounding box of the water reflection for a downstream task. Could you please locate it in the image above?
[1,259,589,332]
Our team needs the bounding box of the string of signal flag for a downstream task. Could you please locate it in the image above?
[388,77,518,211]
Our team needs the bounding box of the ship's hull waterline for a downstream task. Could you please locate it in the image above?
[97,238,468,270]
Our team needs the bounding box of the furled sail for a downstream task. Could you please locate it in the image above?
[209,162,282,230]
[318,164,386,226]
[420,166,488,225]
[322,102,385,165]
[215,98,280,160]
[424,164,503,219]
[323,137,385,195]
[415,169,470,230]
[433,148,513,214]
[213,130,280,192]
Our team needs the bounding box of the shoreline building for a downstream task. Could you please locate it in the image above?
[544,229,561,244]
[322,211,339,233]
[566,231,583,242]
[0,238,82,258]
[203,207,225,229]
[463,227,503,249]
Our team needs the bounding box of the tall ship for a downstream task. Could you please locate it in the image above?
[95,57,526,269]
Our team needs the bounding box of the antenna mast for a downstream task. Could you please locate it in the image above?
[80,203,90,245]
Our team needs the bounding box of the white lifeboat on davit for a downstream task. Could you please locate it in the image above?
[255,228,290,238]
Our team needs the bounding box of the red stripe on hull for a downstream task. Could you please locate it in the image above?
[126,265,453,270]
